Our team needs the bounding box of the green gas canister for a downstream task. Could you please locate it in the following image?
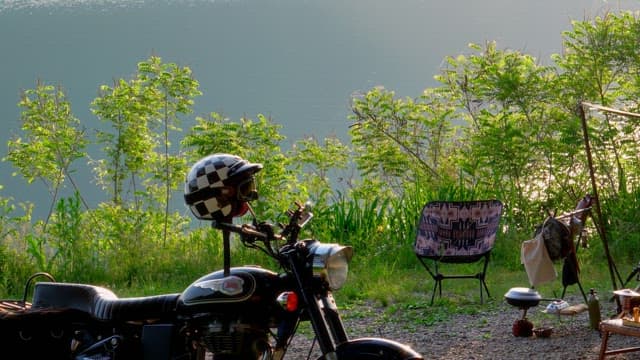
[588,288,601,330]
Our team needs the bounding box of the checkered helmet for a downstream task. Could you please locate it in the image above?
[184,154,263,221]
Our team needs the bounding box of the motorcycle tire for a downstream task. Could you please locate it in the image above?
[330,337,423,360]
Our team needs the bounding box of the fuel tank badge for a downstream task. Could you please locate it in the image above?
[194,275,245,296]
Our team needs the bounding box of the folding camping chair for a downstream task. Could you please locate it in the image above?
[599,294,640,359]
[414,200,503,305]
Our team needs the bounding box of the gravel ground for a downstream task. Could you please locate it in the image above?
[285,293,640,359]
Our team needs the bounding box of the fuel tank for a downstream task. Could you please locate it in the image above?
[177,266,286,314]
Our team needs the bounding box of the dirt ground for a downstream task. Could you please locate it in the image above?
[286,293,640,359]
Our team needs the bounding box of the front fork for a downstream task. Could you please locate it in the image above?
[282,247,350,358]
[274,292,349,360]
[299,287,350,357]
[319,293,349,346]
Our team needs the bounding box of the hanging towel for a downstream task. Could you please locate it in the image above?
[521,221,557,287]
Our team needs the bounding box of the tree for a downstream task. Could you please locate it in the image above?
[5,81,88,227]
[436,42,564,220]
[92,56,201,244]
[348,86,458,200]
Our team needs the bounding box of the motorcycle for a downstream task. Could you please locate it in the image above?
[0,201,424,360]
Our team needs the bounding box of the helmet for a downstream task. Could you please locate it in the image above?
[184,153,263,221]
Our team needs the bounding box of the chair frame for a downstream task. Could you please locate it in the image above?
[414,200,503,305]
[417,252,491,305]
[599,319,640,359]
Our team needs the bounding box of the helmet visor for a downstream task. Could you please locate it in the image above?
[237,176,258,201]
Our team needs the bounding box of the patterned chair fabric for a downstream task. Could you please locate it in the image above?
[414,200,503,261]
[414,200,503,304]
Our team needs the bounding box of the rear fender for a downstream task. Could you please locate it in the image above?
[331,337,423,360]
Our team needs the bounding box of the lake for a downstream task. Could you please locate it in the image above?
[1,0,639,219]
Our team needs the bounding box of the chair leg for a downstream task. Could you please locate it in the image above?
[478,277,491,304]
[599,328,610,360]
[417,256,441,305]
[434,261,443,304]
[430,274,444,305]
[482,279,491,298]
[419,254,493,305]
[430,280,438,305]
[479,254,491,304]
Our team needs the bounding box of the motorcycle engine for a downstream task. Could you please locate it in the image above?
[195,318,270,357]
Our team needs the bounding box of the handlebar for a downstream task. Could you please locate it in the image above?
[212,201,310,245]
[213,221,269,240]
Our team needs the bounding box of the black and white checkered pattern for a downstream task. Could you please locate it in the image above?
[185,154,240,219]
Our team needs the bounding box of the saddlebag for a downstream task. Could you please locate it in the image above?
[0,299,89,358]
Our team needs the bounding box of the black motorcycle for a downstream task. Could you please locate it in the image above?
[0,201,423,360]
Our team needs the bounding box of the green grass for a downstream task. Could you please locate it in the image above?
[102,245,635,322]
[3,217,635,332]
[330,253,635,328]
[4,244,632,336]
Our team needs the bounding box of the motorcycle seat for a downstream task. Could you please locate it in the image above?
[32,282,179,321]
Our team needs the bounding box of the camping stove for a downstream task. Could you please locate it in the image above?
[504,287,542,315]
[504,287,542,337]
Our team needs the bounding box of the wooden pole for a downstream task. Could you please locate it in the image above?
[579,102,624,291]
[581,102,640,119]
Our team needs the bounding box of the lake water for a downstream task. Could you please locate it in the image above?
[2,0,639,219]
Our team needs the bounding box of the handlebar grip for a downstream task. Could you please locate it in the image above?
[241,225,268,239]
[212,221,241,232]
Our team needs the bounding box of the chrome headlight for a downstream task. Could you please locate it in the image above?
[307,241,353,290]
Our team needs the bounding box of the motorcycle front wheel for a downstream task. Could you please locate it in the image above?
[329,337,423,360]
